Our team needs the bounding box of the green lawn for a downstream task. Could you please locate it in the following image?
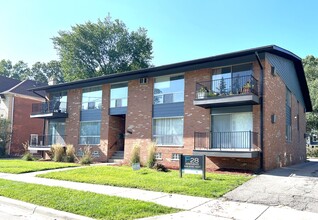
[38,166,252,198]
[0,159,78,174]
[0,179,178,219]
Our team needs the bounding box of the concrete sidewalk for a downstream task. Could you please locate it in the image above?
[0,196,93,220]
[0,166,318,219]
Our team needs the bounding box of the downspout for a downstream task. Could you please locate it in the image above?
[255,52,264,171]
[32,90,48,148]
[32,90,48,101]
[9,96,14,155]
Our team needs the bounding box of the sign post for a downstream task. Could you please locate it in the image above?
[179,154,206,180]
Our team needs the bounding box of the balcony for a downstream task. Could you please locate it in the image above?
[30,100,68,119]
[193,131,260,158]
[29,134,66,151]
[193,75,259,108]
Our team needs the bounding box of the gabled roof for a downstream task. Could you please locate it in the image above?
[0,76,46,98]
[0,75,21,93]
[9,80,46,97]
[29,45,312,111]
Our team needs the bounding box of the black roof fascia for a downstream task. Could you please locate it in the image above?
[29,45,312,111]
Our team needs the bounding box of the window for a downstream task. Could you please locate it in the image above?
[211,63,253,95]
[154,74,184,104]
[171,153,180,160]
[155,152,162,160]
[80,121,101,145]
[110,83,128,108]
[153,117,183,146]
[286,88,292,142]
[212,112,253,149]
[48,120,66,145]
[82,86,102,110]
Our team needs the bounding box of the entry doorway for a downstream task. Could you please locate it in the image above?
[109,115,126,152]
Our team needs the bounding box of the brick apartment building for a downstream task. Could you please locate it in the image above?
[29,45,312,171]
[0,76,45,155]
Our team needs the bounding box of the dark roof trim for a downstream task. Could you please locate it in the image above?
[29,45,312,111]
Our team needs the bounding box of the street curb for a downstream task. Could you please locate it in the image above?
[0,196,93,220]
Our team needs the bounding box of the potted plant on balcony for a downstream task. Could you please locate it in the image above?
[197,86,207,99]
[207,91,218,98]
[242,81,251,94]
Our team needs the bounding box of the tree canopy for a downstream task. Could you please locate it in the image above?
[52,17,153,82]
[0,60,63,84]
[303,55,318,132]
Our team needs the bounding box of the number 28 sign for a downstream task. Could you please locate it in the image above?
[179,154,206,180]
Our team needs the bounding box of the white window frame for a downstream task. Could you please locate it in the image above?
[171,153,180,160]
[79,121,101,145]
[153,73,184,105]
[110,82,128,108]
[155,152,162,160]
[153,116,184,147]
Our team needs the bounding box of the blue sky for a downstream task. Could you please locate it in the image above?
[0,0,318,67]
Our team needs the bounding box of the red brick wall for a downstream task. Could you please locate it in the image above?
[10,96,44,155]
[64,88,82,157]
[125,78,154,165]
[262,58,306,170]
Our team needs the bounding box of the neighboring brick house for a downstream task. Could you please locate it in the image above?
[0,76,45,155]
[29,45,312,171]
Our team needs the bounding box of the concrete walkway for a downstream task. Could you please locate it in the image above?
[0,163,318,219]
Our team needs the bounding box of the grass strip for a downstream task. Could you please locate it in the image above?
[38,166,252,198]
[0,178,178,220]
[0,159,78,174]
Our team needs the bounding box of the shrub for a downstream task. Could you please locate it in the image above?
[21,142,34,161]
[307,146,318,158]
[130,142,140,165]
[146,142,157,168]
[21,152,34,161]
[153,163,169,172]
[65,144,75,162]
[51,144,65,162]
[80,146,93,165]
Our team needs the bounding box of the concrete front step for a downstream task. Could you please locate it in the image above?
[108,151,124,164]
[108,158,124,163]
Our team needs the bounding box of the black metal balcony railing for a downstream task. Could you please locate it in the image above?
[195,75,258,99]
[31,101,67,115]
[29,134,66,147]
[194,131,258,151]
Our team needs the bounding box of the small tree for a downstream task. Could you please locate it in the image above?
[0,119,11,157]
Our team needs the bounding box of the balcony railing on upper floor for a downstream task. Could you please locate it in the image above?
[194,75,259,108]
[31,100,68,118]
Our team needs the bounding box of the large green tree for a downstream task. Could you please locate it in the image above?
[52,17,153,82]
[303,55,318,132]
[31,60,64,84]
[0,59,63,84]
[0,60,31,80]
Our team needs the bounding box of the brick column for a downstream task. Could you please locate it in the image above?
[65,88,82,149]
[125,78,154,164]
[100,84,110,161]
